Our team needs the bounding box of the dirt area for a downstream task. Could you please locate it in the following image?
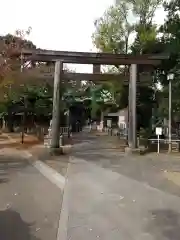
[0,133,43,150]
[0,132,69,177]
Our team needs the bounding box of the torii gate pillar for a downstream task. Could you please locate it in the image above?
[128,64,138,149]
[51,61,63,148]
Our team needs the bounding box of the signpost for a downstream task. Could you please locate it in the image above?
[107,119,112,128]
[156,127,162,153]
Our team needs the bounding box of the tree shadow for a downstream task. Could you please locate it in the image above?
[147,209,180,240]
[0,209,40,240]
[0,178,9,183]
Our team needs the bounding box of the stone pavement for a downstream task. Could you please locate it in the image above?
[50,132,180,240]
[74,148,180,197]
[0,150,62,240]
[3,132,180,239]
[62,156,180,240]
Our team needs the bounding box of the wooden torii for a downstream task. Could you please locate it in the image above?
[19,49,169,150]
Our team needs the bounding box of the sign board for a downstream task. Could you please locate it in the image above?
[156,127,162,136]
[119,122,126,129]
[107,119,112,127]
[119,116,125,122]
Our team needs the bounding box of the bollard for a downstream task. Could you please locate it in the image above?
[110,128,113,136]
[68,129,70,138]
[59,134,64,146]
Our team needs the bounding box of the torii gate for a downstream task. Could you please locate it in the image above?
[19,49,168,150]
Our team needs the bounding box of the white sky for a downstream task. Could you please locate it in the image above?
[0,0,166,72]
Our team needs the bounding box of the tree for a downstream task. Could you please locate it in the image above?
[161,0,180,53]
[155,0,180,121]
[92,0,163,130]
[127,0,163,53]
[92,3,133,54]
[0,28,35,101]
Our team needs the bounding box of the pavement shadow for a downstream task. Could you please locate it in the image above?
[0,178,9,183]
[147,209,180,240]
[0,156,29,184]
[0,209,40,240]
[74,151,180,197]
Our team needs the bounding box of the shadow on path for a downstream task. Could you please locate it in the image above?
[74,149,180,197]
[0,209,40,240]
[147,209,180,240]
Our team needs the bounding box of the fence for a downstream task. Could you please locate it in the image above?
[60,127,71,137]
[148,138,180,152]
[12,125,71,140]
[103,126,128,137]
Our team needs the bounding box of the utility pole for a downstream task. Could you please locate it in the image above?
[21,96,27,144]
[128,75,132,147]
[51,61,63,148]
[169,78,172,152]
[167,73,174,153]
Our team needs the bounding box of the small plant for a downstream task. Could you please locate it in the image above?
[139,127,151,139]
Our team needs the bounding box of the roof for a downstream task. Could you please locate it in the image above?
[107,112,120,117]
[107,108,128,117]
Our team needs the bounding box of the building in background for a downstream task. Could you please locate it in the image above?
[107,108,128,129]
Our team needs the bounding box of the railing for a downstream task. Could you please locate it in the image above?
[148,138,180,143]
[102,127,127,137]
[148,138,180,152]
[44,126,71,147]
[60,127,71,137]
[24,126,71,140]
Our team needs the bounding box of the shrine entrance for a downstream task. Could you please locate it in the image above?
[20,49,168,150]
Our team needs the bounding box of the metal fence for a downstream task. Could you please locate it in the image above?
[103,127,128,138]
[60,127,70,136]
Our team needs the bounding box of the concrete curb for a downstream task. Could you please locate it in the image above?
[24,151,69,240]
[33,160,65,190]
[56,162,70,240]
[24,151,66,190]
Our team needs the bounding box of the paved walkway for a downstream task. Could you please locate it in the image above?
[0,150,62,240]
[63,156,180,240]
[73,135,180,197]
[2,132,180,239]
[53,133,180,240]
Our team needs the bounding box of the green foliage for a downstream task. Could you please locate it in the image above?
[92,3,133,54]
[2,0,180,127]
[127,0,163,24]
[156,0,180,119]
[34,98,52,116]
[0,102,8,118]
[131,24,158,54]
[92,0,164,128]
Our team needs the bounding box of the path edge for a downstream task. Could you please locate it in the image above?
[24,150,69,240]
[24,151,66,190]
[56,161,70,240]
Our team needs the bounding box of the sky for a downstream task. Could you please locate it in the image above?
[0,0,166,73]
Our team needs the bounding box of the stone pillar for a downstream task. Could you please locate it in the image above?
[128,77,132,147]
[51,61,63,148]
[93,64,104,130]
[2,117,6,131]
[128,64,137,149]
[99,111,104,132]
